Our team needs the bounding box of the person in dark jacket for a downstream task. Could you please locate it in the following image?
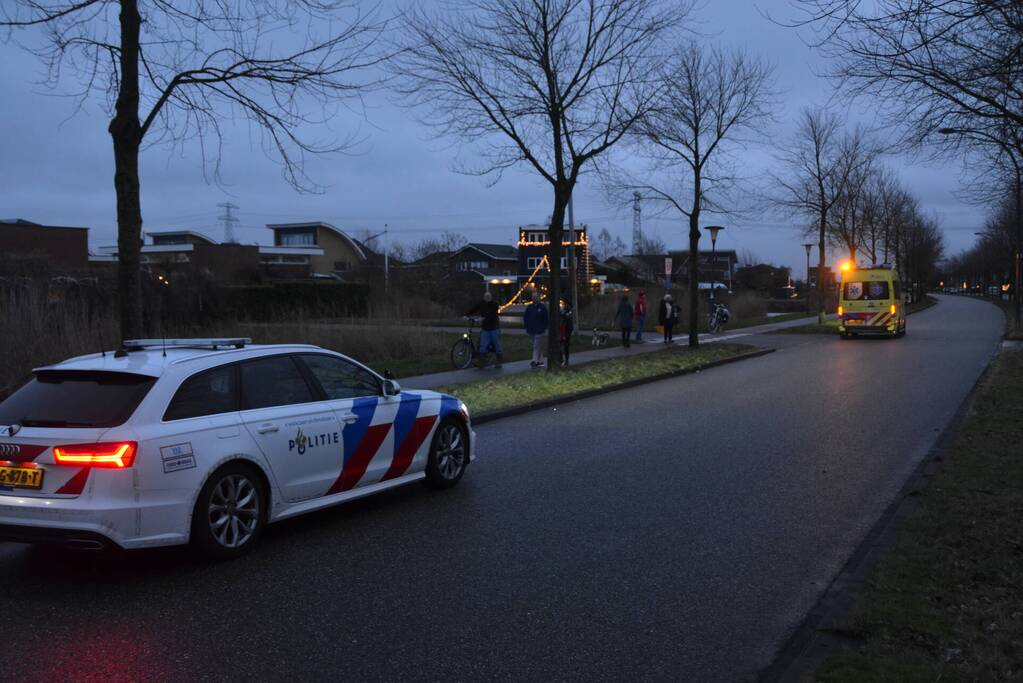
[613,294,633,348]
[658,293,679,343]
[559,298,574,366]
[467,291,503,367]
[523,290,548,368]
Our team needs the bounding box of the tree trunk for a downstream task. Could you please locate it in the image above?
[109,0,144,340]
[687,212,700,347]
[546,187,570,371]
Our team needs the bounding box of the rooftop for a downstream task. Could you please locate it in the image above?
[453,243,519,259]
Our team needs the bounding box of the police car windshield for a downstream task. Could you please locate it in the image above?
[0,370,156,429]
[843,281,890,301]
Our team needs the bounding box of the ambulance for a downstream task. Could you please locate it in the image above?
[837,265,906,339]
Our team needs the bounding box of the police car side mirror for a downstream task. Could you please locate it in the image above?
[382,379,401,397]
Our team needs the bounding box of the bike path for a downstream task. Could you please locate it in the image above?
[401,313,826,389]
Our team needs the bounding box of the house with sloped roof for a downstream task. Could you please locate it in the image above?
[448,243,519,279]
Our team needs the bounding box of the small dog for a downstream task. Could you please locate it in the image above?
[591,328,610,346]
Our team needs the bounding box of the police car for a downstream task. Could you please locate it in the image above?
[0,339,475,558]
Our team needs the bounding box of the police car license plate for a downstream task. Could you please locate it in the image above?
[0,466,43,489]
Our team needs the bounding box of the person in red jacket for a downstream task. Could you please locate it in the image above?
[633,290,648,343]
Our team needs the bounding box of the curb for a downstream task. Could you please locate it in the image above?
[905,295,939,315]
[758,340,1002,682]
[470,347,775,426]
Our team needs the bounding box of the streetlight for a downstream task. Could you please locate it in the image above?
[803,243,814,301]
[940,127,1021,329]
[705,225,724,301]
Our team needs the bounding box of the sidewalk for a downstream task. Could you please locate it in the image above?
[401,313,820,389]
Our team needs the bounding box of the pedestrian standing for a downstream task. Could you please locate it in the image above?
[524,290,548,368]
[665,295,680,343]
[613,294,633,349]
[658,293,672,343]
[467,291,503,368]
[633,290,648,343]
[559,298,574,366]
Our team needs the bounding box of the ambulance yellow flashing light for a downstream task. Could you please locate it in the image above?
[840,261,853,272]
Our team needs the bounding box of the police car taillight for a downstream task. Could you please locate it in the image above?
[53,442,137,468]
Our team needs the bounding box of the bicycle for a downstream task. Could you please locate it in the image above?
[707,302,731,334]
[450,317,497,369]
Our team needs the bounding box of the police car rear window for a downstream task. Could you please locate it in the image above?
[843,281,890,301]
[0,370,156,428]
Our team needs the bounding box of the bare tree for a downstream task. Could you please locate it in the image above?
[590,228,628,262]
[827,130,878,264]
[900,211,945,303]
[392,0,688,367]
[409,231,468,261]
[788,1,1023,140]
[772,108,858,323]
[2,1,384,338]
[634,234,667,256]
[611,44,774,345]
[737,248,759,267]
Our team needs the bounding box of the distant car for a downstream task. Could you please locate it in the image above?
[0,339,475,558]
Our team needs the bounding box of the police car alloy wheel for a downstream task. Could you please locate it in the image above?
[425,419,468,488]
[193,463,266,559]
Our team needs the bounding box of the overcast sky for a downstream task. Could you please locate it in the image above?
[0,1,987,275]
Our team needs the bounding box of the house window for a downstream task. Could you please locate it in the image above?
[279,231,315,246]
[526,231,547,243]
[526,257,543,270]
[457,260,487,271]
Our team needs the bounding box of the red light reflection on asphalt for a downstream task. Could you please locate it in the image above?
[22,624,175,682]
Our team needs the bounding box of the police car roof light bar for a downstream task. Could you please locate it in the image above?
[120,338,252,352]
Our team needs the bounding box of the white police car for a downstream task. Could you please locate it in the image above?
[0,339,474,558]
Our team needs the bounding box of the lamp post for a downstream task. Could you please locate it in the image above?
[940,127,1021,329]
[803,243,814,302]
[705,225,724,302]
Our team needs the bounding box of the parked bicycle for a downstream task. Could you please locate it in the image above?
[450,317,498,369]
[707,302,731,333]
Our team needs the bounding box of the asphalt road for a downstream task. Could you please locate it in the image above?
[0,296,1004,682]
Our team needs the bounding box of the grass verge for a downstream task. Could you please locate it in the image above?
[438,343,758,415]
[373,333,614,378]
[815,349,1023,681]
[990,299,1023,340]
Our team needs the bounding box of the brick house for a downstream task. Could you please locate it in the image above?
[516,224,592,290]
[0,218,89,272]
